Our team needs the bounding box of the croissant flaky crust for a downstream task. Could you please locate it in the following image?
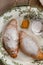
[2,19,19,58]
[20,31,43,60]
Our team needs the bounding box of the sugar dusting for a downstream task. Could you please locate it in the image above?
[4,28,19,49]
[22,36,38,55]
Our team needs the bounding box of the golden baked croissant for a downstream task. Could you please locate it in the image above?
[2,19,19,58]
[20,31,43,60]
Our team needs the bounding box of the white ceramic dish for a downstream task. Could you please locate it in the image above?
[0,6,43,65]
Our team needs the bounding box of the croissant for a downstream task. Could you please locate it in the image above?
[20,31,43,60]
[2,19,19,58]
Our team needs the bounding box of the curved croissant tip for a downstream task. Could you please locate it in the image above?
[10,19,17,25]
[10,53,17,58]
[8,49,18,58]
[37,51,43,60]
[20,31,26,35]
[6,19,17,29]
